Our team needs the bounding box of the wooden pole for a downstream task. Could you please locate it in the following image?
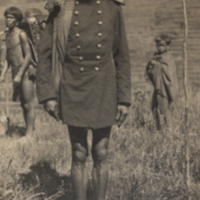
[182,0,191,198]
[6,63,9,117]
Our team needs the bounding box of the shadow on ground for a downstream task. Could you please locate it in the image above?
[18,161,94,200]
[6,125,26,138]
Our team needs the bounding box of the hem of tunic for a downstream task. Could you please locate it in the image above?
[61,120,116,130]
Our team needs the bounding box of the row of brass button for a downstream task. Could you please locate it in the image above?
[76,44,102,50]
[74,21,103,26]
[74,10,102,16]
[78,55,101,61]
[75,0,102,72]
[79,67,99,72]
[75,1,101,5]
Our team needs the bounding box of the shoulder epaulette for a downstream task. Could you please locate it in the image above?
[113,0,125,5]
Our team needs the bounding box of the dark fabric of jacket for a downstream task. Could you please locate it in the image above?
[36,0,131,129]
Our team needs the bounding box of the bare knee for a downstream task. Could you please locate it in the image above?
[92,148,108,164]
[73,149,88,164]
[22,101,34,111]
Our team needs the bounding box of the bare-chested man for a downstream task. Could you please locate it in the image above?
[1,7,35,136]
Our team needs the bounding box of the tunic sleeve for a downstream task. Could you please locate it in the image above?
[113,5,131,106]
[36,11,56,103]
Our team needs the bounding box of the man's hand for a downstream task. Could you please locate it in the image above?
[150,60,157,66]
[28,64,36,79]
[44,100,59,121]
[116,105,129,127]
[14,74,22,85]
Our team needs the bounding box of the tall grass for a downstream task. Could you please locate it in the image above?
[0,84,200,199]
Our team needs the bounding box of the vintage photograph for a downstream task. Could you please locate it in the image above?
[0,0,199,199]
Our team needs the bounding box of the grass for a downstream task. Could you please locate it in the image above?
[0,109,72,200]
[0,82,200,200]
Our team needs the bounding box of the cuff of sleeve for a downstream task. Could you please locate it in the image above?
[118,102,131,107]
[118,92,131,107]
[38,95,56,104]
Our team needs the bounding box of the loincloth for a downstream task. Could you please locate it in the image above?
[11,64,35,102]
[11,65,22,102]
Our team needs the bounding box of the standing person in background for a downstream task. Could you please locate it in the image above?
[36,0,131,199]
[146,35,178,130]
[24,8,48,47]
[44,0,55,13]
[1,7,35,137]
[22,8,47,79]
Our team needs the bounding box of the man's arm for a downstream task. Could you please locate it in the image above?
[36,8,64,120]
[0,63,9,83]
[113,5,131,106]
[113,5,131,127]
[36,11,57,104]
[14,31,31,83]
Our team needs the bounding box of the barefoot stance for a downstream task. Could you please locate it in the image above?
[2,7,35,136]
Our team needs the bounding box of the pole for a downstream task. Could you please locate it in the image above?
[182,0,191,199]
[6,63,9,117]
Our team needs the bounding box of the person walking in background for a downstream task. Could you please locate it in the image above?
[146,35,178,130]
[24,8,48,45]
[36,0,131,199]
[44,0,55,13]
[1,7,36,137]
[22,8,47,78]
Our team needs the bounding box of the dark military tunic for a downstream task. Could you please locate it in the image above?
[36,0,131,129]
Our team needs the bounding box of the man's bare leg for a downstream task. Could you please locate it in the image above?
[68,126,88,200]
[21,72,35,136]
[92,126,111,200]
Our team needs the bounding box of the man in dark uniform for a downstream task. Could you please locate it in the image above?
[36,0,131,199]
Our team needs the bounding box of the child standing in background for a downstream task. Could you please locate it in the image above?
[146,35,178,129]
[1,7,35,136]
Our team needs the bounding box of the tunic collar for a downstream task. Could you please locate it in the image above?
[53,0,126,6]
[113,0,125,5]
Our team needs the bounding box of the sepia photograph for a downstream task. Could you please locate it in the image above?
[0,0,200,199]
